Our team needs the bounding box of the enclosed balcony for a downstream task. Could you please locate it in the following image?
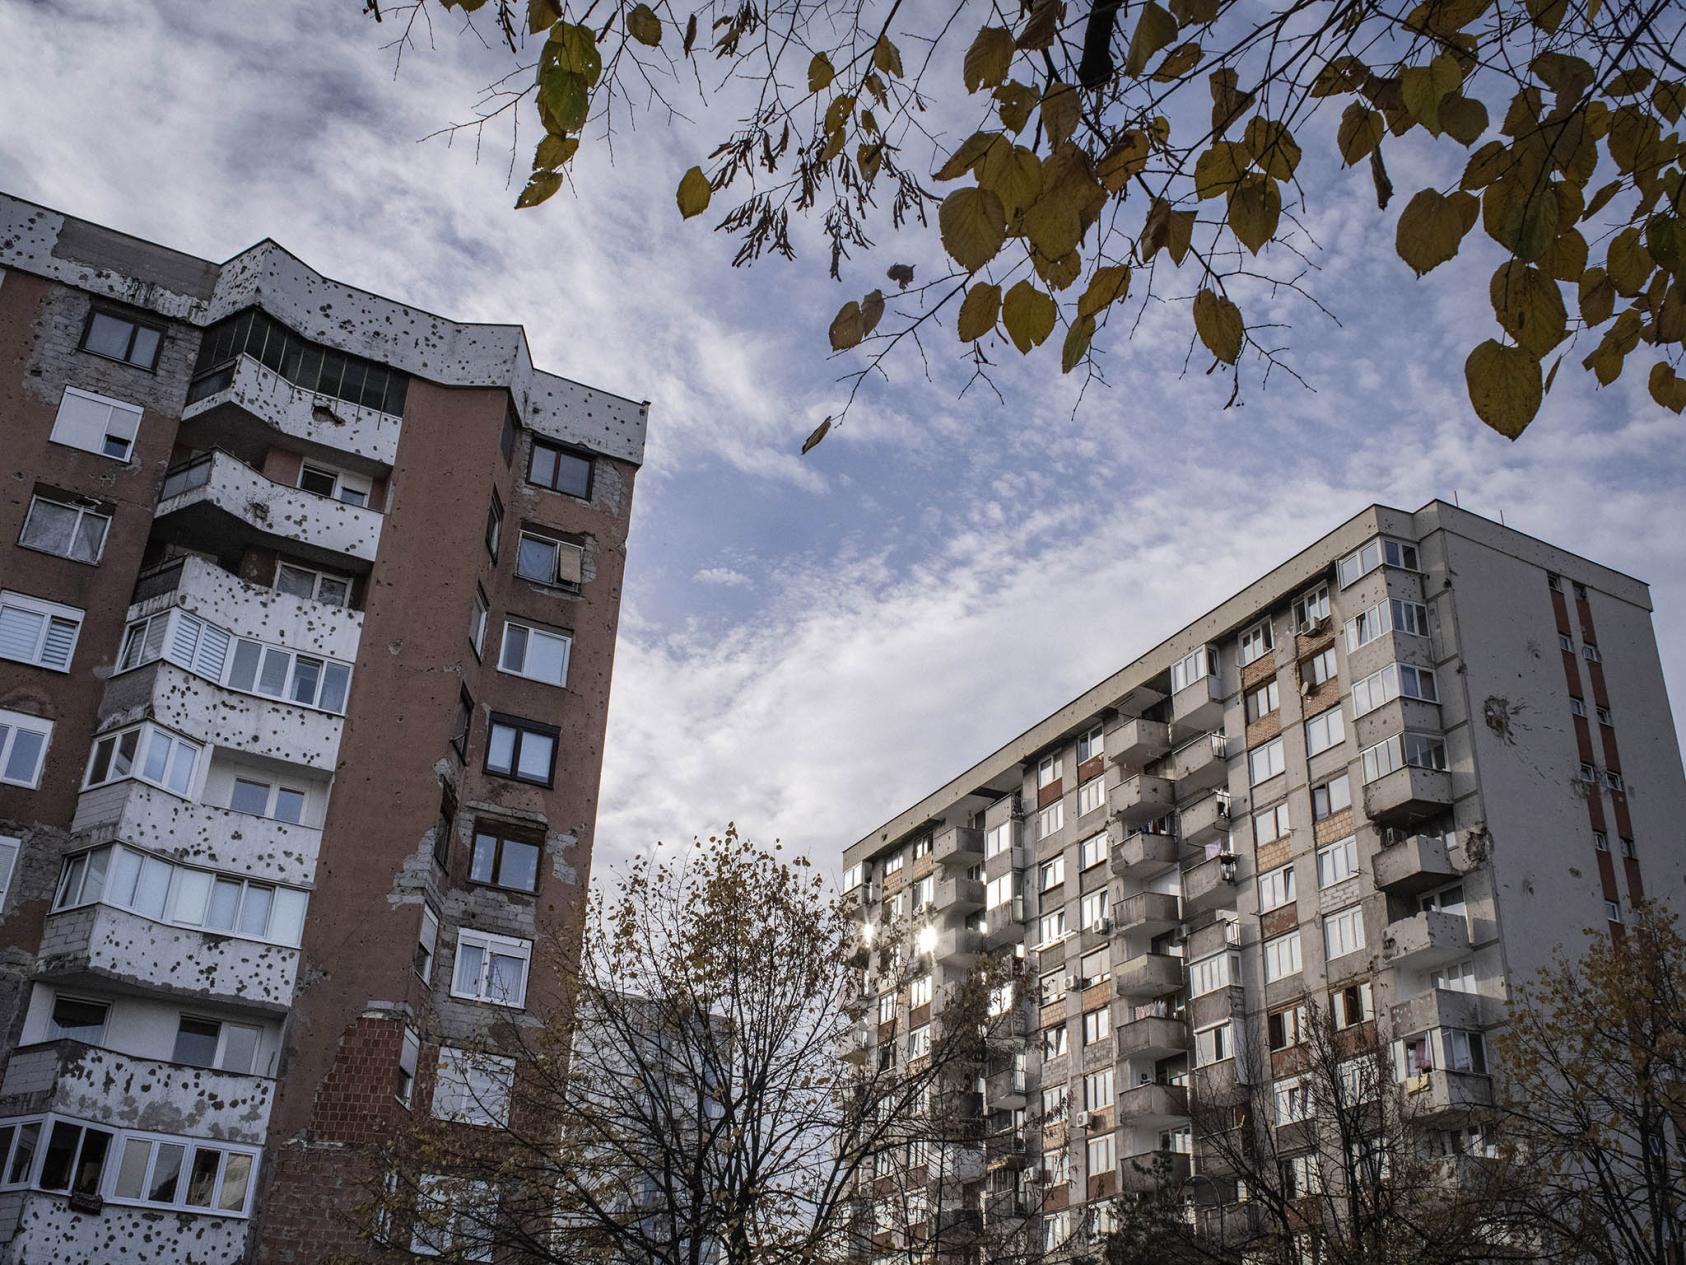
[183,350,402,466]
[154,450,382,571]
[1116,952,1185,1000]
[1115,1013,1187,1061]
[1182,852,1240,916]
[1382,910,1471,971]
[1177,792,1230,851]
[934,826,984,867]
[128,555,363,664]
[1171,675,1224,735]
[1116,1081,1189,1127]
[1363,766,1454,826]
[1110,827,1179,880]
[1109,771,1176,825]
[985,1065,1028,1109]
[1166,732,1228,799]
[1107,717,1170,771]
[1373,832,1458,895]
[1400,1067,1493,1118]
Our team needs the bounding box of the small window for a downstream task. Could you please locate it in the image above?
[1311,773,1351,821]
[452,928,532,1007]
[1596,705,1613,726]
[1078,832,1108,870]
[0,590,85,672]
[1245,680,1280,723]
[1582,643,1603,663]
[1604,899,1622,923]
[172,1016,261,1073]
[19,496,110,564]
[485,715,558,787]
[1301,647,1338,689]
[0,835,19,911]
[1248,736,1285,785]
[1317,836,1359,887]
[1037,752,1062,788]
[1304,707,1345,757]
[1039,856,1065,891]
[1267,1003,1306,1050]
[1254,801,1290,845]
[1323,904,1366,958]
[469,823,542,894]
[515,531,584,589]
[398,1029,420,1108]
[469,588,489,657]
[434,787,455,871]
[49,995,110,1044]
[274,562,351,608]
[85,724,201,798]
[299,463,371,507]
[1237,618,1274,667]
[82,310,164,369]
[433,1048,516,1126]
[228,777,307,825]
[37,1120,112,1197]
[0,709,53,789]
[1620,836,1637,859]
[1257,863,1295,911]
[1605,769,1625,792]
[416,905,441,984]
[451,690,474,762]
[1075,723,1104,764]
[1263,930,1302,982]
[498,619,571,687]
[485,492,504,561]
[1292,583,1330,630]
[1592,830,1609,852]
[49,386,144,461]
[1569,696,1587,718]
[528,439,593,499]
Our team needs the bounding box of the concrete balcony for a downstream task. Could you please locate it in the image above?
[1383,910,1471,971]
[840,1018,869,1064]
[1,1198,247,1265]
[1363,765,1454,826]
[1171,676,1224,736]
[1115,1014,1187,1061]
[1109,771,1176,825]
[1166,731,1229,799]
[1373,832,1458,895]
[934,825,984,867]
[934,876,985,913]
[69,779,321,887]
[1400,1067,1493,1118]
[935,925,983,966]
[1182,853,1239,916]
[1392,987,1498,1037]
[0,1041,274,1143]
[1119,1150,1191,1192]
[1116,891,1181,936]
[1116,1081,1189,1127]
[129,555,363,663]
[100,661,343,772]
[38,904,298,1010]
[184,351,402,466]
[1110,827,1180,880]
[1116,952,1185,1000]
[1107,717,1170,771]
[154,449,382,571]
[986,1065,1028,1108]
[1177,792,1231,851]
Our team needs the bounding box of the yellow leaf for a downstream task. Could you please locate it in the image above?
[527,0,561,35]
[1583,179,1623,221]
[1607,227,1653,296]
[1482,175,1559,262]
[1152,41,1202,84]
[1210,68,1254,137]
[1041,84,1081,148]
[676,166,712,218]
[1489,262,1568,356]
[1097,132,1151,193]
[1123,2,1178,78]
[939,187,1008,272]
[535,134,580,169]
[1016,0,1063,50]
[873,36,904,78]
[628,4,662,46]
[995,81,1038,134]
[824,94,856,139]
[1439,96,1489,145]
[1653,80,1686,124]
[1172,0,1219,21]
[1244,118,1301,180]
[1193,289,1243,363]
[1023,197,1082,260]
[978,144,1043,217]
[1465,339,1542,437]
[1001,280,1057,352]
[935,132,1002,181]
[1194,141,1249,199]
[1541,228,1588,283]
[1395,189,1469,275]
[1461,140,1513,190]
[515,170,563,209]
[1227,176,1279,254]
[1578,268,1615,325]
[1061,314,1096,372]
[801,418,831,453]
[1077,265,1131,318]
[861,289,886,336]
[829,301,864,351]
[1647,361,1686,412]
[957,283,1002,341]
[1167,209,1196,264]
[1337,104,1384,165]
[964,27,1015,92]
[1524,0,1568,34]
[1033,249,1082,290]
[808,52,836,92]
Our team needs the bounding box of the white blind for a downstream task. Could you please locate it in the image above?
[50,387,142,456]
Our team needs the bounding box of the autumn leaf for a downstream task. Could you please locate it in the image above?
[1396,189,1470,275]
[1465,339,1542,437]
[807,52,835,92]
[1227,175,1280,253]
[1001,280,1057,352]
[515,170,563,209]
[1337,104,1384,164]
[676,166,712,218]
[1077,265,1132,318]
[627,4,662,46]
[957,283,1002,341]
[1193,289,1243,363]
[964,27,1014,92]
[939,186,1008,271]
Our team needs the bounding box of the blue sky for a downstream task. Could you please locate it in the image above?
[5,0,1683,880]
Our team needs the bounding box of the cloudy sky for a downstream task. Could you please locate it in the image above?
[4,1,1682,883]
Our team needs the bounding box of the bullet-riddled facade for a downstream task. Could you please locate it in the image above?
[0,193,645,1262]
[840,502,1686,1259]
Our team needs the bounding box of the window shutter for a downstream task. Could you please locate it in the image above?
[0,605,44,663]
[50,388,113,453]
[168,611,204,668]
[41,617,79,670]
[555,542,583,585]
[194,624,231,679]
[141,613,170,664]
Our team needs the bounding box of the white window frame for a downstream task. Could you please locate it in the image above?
[1039,856,1065,891]
[1076,723,1104,764]
[1253,801,1290,846]
[172,1014,264,1074]
[1248,736,1285,785]
[451,929,532,1008]
[983,823,1011,858]
[0,590,84,673]
[1292,583,1330,629]
[1188,951,1238,997]
[298,462,372,507]
[227,776,308,825]
[1312,773,1352,820]
[1245,679,1280,723]
[49,386,143,461]
[1263,930,1302,982]
[18,495,111,564]
[909,974,933,1008]
[1085,1067,1115,1110]
[1086,1131,1116,1175]
[0,709,53,790]
[83,722,202,799]
[1077,774,1106,817]
[1170,645,1215,692]
[1323,904,1366,959]
[1302,646,1338,688]
[417,905,440,983]
[1080,889,1109,930]
[1194,1020,1232,1067]
[103,1124,262,1216]
[432,1048,516,1127]
[986,873,1017,910]
[274,561,351,608]
[1037,752,1063,788]
[515,531,584,588]
[411,1173,494,1260]
[1274,1076,1309,1124]
[1079,832,1108,870]
[1431,957,1478,994]
[1316,835,1360,888]
[1038,800,1064,838]
[0,835,18,913]
[1082,1007,1110,1046]
[497,618,572,688]
[1237,618,1274,667]
[1037,908,1067,946]
[1257,863,1295,912]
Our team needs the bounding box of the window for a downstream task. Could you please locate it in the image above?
[1606,769,1625,792]
[275,562,350,608]
[1323,905,1366,959]
[1038,908,1068,945]
[1274,1076,1309,1124]
[1085,1067,1115,1110]
[84,723,201,797]
[1194,1021,1232,1066]
[1361,732,1447,782]
[415,905,441,984]
[451,690,473,761]
[908,1024,932,1059]
[1238,618,1274,667]
[82,309,163,369]
[433,1049,515,1126]
[1432,958,1477,993]
[1040,971,1066,1005]
[485,715,558,786]
[1264,930,1302,982]
[1569,696,1587,717]
[1580,761,1598,784]
[1080,889,1110,930]
[171,1016,261,1074]
[452,929,532,1007]
[515,531,584,588]
[1281,1152,1321,1199]
[1267,1003,1307,1050]
[527,439,593,499]
[910,974,933,1007]
[1082,1007,1111,1045]
[1245,680,1280,723]
[0,836,17,911]
[1039,856,1066,891]
[1248,737,1285,785]
[1392,598,1430,637]
[1080,948,1110,986]
[1077,774,1106,816]
[1258,863,1295,912]
[1254,801,1290,845]
[107,1128,260,1215]
[1344,600,1391,651]
[409,1173,494,1259]
[228,777,306,825]
[1316,835,1359,887]
[298,463,372,507]
[878,992,896,1025]
[0,591,84,672]
[1621,836,1637,859]
[0,709,52,789]
[1079,832,1108,870]
[1301,646,1338,689]
[1037,753,1063,788]
[38,1119,113,1197]
[1086,1132,1115,1175]
[1559,632,1575,652]
[1293,583,1330,629]
[469,824,542,894]
[883,850,906,875]
[1596,705,1613,726]
[397,1029,420,1108]
[986,873,1017,910]
[1170,646,1214,692]
[117,609,230,678]
[1582,643,1603,662]
[1352,663,1439,716]
[1442,1028,1488,1074]
[1038,800,1064,838]
[191,308,409,415]
[49,386,143,460]
[1337,537,1419,587]
[984,822,1011,858]
[1330,981,1372,1028]
[1076,723,1104,764]
[171,869,309,945]
[1042,1024,1069,1059]
[224,638,351,713]
[19,495,110,563]
[498,619,571,687]
[910,874,934,910]
[48,996,109,1044]
[485,492,503,560]
[912,836,932,860]
[1419,882,1465,914]
[1605,898,1622,923]
[1188,951,1237,997]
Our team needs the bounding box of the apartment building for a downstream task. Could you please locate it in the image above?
[0,192,645,1263]
[840,502,1686,1259]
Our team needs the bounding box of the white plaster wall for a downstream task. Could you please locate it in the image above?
[127,555,364,662]
[14,991,283,1085]
[156,450,382,564]
[46,1046,272,1142]
[1,1193,249,1265]
[182,353,402,465]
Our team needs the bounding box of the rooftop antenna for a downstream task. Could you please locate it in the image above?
[1452,490,1460,507]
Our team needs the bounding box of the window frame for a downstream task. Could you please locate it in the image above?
[468,822,543,895]
[483,714,560,787]
[106,1125,261,1216]
[83,722,202,799]
[297,463,372,508]
[1292,582,1330,630]
[1237,618,1274,667]
[451,928,533,1008]
[1304,706,1346,757]
[526,438,595,500]
[1257,862,1295,912]
[274,561,351,609]
[432,1048,516,1127]
[1245,679,1281,724]
[1316,835,1360,888]
[514,530,584,590]
[1247,736,1285,786]
[171,1014,263,1074]
[18,495,111,564]
[49,386,144,462]
[0,590,85,673]
[1322,904,1366,959]
[80,308,165,370]
[0,709,53,790]
[485,492,504,561]
[497,617,572,688]
[1263,930,1303,983]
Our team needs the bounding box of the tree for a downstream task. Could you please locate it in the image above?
[370,0,1686,441]
[1497,900,1686,1265]
[1093,997,1532,1265]
[364,826,1005,1264]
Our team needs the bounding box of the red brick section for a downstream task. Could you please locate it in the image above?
[250,376,635,1263]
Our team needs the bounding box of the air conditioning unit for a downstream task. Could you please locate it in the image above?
[1307,615,1331,635]
[1065,973,1082,991]
[1075,1111,1095,1130]
[1096,917,1114,934]
[1023,1165,1041,1182]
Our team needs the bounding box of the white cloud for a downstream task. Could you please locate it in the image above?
[693,567,754,589]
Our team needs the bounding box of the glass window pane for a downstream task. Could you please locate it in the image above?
[526,630,568,684]
[530,445,557,488]
[470,834,498,884]
[455,943,485,996]
[21,500,77,554]
[184,1147,220,1206]
[173,1017,221,1067]
[319,662,350,714]
[500,624,527,673]
[114,1137,151,1199]
[170,868,213,925]
[516,731,554,783]
[166,741,196,796]
[500,840,540,892]
[555,451,591,498]
[71,1128,110,1196]
[489,952,524,1004]
[83,847,110,902]
[133,856,172,918]
[85,312,134,358]
[72,511,108,562]
[8,1123,39,1185]
[206,878,242,930]
[4,729,42,783]
[257,647,290,696]
[38,1122,80,1191]
[237,883,274,937]
[486,724,515,774]
[51,997,108,1042]
[516,536,557,582]
[108,846,143,907]
[230,779,270,816]
[317,576,350,607]
[273,788,305,824]
[219,1025,260,1075]
[148,1142,185,1205]
[128,325,160,368]
[142,730,173,783]
[275,565,315,599]
[268,888,308,946]
[290,657,322,706]
[227,639,262,692]
[217,1152,253,1212]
